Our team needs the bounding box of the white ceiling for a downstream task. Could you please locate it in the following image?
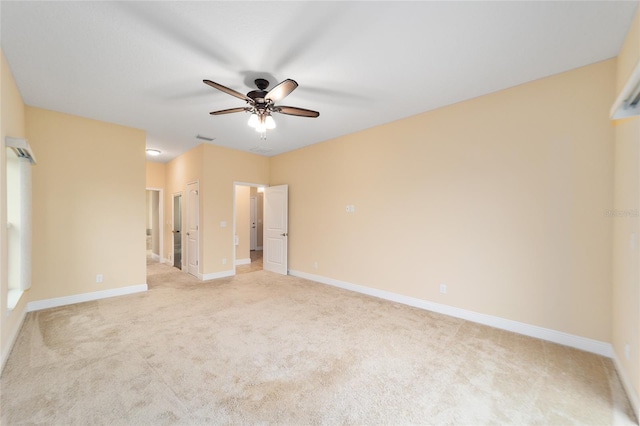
[1,1,638,162]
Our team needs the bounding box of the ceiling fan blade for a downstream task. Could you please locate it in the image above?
[209,107,250,115]
[265,79,298,103]
[203,79,252,103]
[276,106,320,118]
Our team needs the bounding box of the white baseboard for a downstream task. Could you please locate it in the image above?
[0,306,27,375]
[235,258,251,266]
[26,284,148,312]
[151,253,160,261]
[256,246,263,251]
[289,270,613,358]
[200,269,235,280]
[612,351,640,422]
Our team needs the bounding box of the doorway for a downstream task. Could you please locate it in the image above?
[234,183,265,274]
[173,192,182,269]
[145,188,163,263]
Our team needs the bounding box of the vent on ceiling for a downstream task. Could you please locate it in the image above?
[250,146,273,155]
[196,134,215,142]
[5,137,37,164]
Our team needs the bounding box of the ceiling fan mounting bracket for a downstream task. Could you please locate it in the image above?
[254,78,270,90]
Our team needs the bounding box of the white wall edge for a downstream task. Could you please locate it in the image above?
[0,306,27,375]
[26,284,148,312]
[201,269,235,281]
[235,258,251,266]
[612,350,640,422]
[289,270,613,358]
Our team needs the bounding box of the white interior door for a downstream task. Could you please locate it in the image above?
[264,185,288,275]
[186,181,199,277]
[250,196,257,251]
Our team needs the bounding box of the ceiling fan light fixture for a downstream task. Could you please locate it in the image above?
[205,77,318,139]
[255,120,267,133]
[247,113,259,128]
[265,115,276,130]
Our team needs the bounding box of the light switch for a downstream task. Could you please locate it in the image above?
[220,221,227,228]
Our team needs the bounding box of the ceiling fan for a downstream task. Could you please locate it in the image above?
[203,78,319,138]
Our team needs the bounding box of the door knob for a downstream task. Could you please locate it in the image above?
[281,233,288,237]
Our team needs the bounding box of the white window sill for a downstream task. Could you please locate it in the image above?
[7,288,24,312]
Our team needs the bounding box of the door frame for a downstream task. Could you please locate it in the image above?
[232,181,268,274]
[146,187,163,263]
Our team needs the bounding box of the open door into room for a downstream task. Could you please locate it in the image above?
[263,184,288,275]
[234,184,264,274]
[186,181,199,278]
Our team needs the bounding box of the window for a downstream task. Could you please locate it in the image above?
[5,139,34,311]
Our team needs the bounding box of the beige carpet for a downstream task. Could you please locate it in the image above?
[1,262,637,425]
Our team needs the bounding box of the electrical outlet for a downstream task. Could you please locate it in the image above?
[439,283,446,294]
[96,274,103,283]
[314,261,318,269]
[222,258,227,265]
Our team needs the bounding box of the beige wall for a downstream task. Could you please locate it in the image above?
[200,144,269,274]
[27,107,147,301]
[146,161,165,189]
[613,7,640,413]
[235,185,250,262]
[271,59,616,343]
[0,50,28,369]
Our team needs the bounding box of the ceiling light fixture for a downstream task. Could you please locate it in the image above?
[146,149,161,156]
[205,77,319,141]
[247,112,276,140]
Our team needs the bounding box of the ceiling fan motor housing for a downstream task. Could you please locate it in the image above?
[247,79,271,103]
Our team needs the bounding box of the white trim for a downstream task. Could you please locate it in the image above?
[235,258,251,266]
[612,351,640,422]
[200,269,235,281]
[151,253,160,261]
[289,270,613,358]
[0,307,27,374]
[26,284,148,312]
